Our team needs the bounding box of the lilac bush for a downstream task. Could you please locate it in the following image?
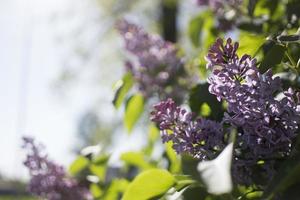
[22,137,92,200]
[151,37,300,186]
[116,19,189,103]
[206,38,300,184]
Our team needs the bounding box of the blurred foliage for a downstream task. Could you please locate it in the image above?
[107,0,300,199]
[68,120,184,199]
[124,93,145,133]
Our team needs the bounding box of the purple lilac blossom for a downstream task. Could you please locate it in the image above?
[206,38,300,185]
[151,38,300,186]
[151,98,225,160]
[116,19,189,103]
[22,137,92,200]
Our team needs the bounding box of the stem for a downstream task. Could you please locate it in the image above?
[285,51,297,68]
[238,189,264,200]
[284,51,299,76]
[176,179,197,186]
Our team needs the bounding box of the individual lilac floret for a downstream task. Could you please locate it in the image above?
[22,137,91,200]
[151,98,225,160]
[117,19,189,103]
[206,38,300,185]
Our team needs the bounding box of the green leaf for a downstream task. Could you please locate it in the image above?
[144,124,160,156]
[69,156,89,176]
[277,35,300,43]
[121,152,154,170]
[165,142,181,173]
[104,179,129,200]
[253,0,268,16]
[200,103,211,117]
[173,175,197,191]
[237,22,263,33]
[92,154,110,165]
[188,14,204,47]
[253,0,280,18]
[188,11,213,47]
[124,93,145,133]
[122,169,175,200]
[89,164,106,181]
[113,73,134,109]
[259,44,286,73]
[90,183,103,198]
[148,123,159,143]
[237,32,265,57]
[189,83,223,121]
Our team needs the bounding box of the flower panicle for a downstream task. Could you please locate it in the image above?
[116,19,189,103]
[151,98,225,160]
[206,37,300,185]
[22,137,91,200]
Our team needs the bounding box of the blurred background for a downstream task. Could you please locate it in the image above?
[0,0,197,198]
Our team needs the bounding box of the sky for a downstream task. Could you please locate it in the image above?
[0,0,93,179]
[0,0,151,180]
[0,0,198,180]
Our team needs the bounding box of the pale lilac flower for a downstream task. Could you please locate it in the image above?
[117,20,189,103]
[23,137,92,200]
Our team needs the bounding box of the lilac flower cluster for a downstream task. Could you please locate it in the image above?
[117,19,188,103]
[196,0,243,31]
[206,38,300,185]
[23,137,91,200]
[151,98,225,160]
[151,37,300,186]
